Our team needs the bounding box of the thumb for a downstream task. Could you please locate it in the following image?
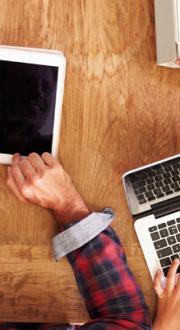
[154,269,165,298]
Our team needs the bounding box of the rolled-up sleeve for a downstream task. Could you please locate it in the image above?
[52,210,151,329]
[52,208,114,261]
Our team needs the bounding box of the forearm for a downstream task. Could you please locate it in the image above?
[67,226,151,329]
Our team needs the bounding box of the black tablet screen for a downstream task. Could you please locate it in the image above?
[0,60,58,155]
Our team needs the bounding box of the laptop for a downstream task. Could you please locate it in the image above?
[123,154,180,280]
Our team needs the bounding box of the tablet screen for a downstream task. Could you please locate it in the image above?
[0,60,58,156]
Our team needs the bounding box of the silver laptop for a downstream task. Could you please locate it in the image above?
[123,154,180,280]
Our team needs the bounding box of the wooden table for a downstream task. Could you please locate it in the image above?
[0,0,179,324]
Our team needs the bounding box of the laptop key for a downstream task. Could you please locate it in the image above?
[171,169,179,176]
[160,229,169,238]
[155,181,163,188]
[173,175,180,182]
[162,185,171,192]
[164,179,172,185]
[160,257,171,268]
[170,182,180,189]
[145,191,154,199]
[176,218,180,223]
[147,183,155,190]
[156,193,165,198]
[154,188,163,195]
[174,187,180,192]
[149,226,157,232]
[136,194,145,201]
[172,163,180,169]
[165,164,173,171]
[166,190,174,195]
[154,239,167,250]
[176,234,180,241]
[169,226,178,235]
[167,236,176,245]
[156,168,164,175]
[146,177,155,184]
[172,244,180,253]
[172,160,180,167]
[154,175,163,182]
[163,173,171,179]
[147,196,156,201]
[158,223,167,229]
[167,220,175,226]
[151,232,160,241]
[157,247,172,258]
[139,199,147,204]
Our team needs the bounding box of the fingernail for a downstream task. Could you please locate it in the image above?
[173,258,179,264]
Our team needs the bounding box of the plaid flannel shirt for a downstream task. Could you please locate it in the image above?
[68,226,151,330]
[0,216,151,330]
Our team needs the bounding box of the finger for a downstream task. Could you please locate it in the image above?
[166,259,180,292]
[7,167,26,202]
[11,163,26,191]
[12,153,21,165]
[175,59,180,65]
[154,269,165,297]
[19,159,37,181]
[174,267,180,291]
[28,153,46,174]
[41,152,59,167]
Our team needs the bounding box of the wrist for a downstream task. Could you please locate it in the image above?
[51,197,90,228]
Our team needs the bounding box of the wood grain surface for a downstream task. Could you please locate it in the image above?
[0,0,179,324]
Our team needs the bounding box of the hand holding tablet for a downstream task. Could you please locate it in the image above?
[7,152,89,225]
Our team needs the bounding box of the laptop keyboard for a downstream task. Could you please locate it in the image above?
[149,217,180,276]
[130,159,180,205]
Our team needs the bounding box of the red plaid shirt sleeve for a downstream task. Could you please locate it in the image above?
[67,227,151,330]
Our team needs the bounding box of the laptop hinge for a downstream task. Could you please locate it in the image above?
[151,196,180,219]
[133,196,180,221]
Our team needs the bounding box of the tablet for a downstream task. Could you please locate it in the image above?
[0,45,66,164]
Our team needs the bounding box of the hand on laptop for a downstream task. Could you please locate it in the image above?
[6,152,89,226]
[153,258,180,330]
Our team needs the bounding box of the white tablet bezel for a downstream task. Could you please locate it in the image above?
[0,45,66,164]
